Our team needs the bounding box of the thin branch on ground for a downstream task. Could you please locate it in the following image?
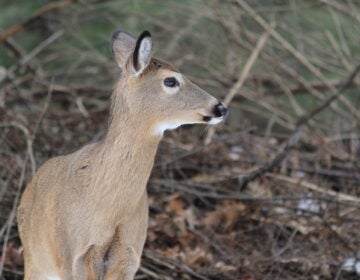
[267,173,360,203]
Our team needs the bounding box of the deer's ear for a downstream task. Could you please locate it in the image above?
[131,31,152,75]
[112,30,136,69]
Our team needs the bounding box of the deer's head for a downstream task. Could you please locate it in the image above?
[111,30,228,136]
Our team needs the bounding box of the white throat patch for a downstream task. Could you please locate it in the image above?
[208,117,223,125]
[154,121,187,136]
[153,116,224,136]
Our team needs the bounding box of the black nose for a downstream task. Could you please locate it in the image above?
[213,102,228,117]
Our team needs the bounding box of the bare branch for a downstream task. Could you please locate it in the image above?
[235,0,360,119]
[204,23,274,145]
[0,0,73,43]
[238,64,360,188]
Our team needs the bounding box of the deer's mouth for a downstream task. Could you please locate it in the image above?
[202,115,212,122]
[201,102,228,124]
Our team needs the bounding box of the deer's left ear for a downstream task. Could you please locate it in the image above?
[131,31,153,76]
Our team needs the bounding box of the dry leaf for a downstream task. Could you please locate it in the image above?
[2,242,24,268]
[166,198,185,216]
[204,201,246,230]
[181,246,213,266]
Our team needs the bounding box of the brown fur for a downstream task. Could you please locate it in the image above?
[139,58,178,76]
[18,30,224,280]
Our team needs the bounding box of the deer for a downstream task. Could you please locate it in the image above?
[17,29,228,280]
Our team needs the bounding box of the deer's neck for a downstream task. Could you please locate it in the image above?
[91,90,161,205]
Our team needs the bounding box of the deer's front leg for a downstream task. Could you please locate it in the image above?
[104,201,148,280]
[103,246,141,280]
[72,244,108,280]
[103,225,146,280]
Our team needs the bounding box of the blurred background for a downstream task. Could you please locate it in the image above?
[0,0,359,279]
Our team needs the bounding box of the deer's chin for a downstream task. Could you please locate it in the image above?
[201,115,224,125]
[153,120,194,136]
[153,114,224,136]
[209,116,225,125]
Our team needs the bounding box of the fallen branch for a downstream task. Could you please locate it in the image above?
[267,173,360,203]
[287,166,360,181]
[238,64,360,188]
[150,179,359,207]
[0,0,73,43]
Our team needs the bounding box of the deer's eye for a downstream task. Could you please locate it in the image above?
[163,77,179,88]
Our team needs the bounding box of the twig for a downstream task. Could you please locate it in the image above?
[267,173,360,203]
[2,267,23,276]
[238,129,302,188]
[143,252,176,270]
[0,158,27,277]
[0,122,36,175]
[238,64,360,188]
[150,180,359,207]
[325,30,352,71]
[267,53,350,119]
[271,74,304,116]
[290,167,360,181]
[296,65,360,127]
[165,15,200,57]
[0,82,53,276]
[20,30,64,66]
[193,10,352,121]
[32,82,54,139]
[319,0,360,23]
[142,250,209,280]
[0,78,52,175]
[204,23,274,145]
[0,0,73,43]
[138,267,162,279]
[265,78,357,96]
[235,0,360,119]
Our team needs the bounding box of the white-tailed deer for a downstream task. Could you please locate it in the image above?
[17,30,228,280]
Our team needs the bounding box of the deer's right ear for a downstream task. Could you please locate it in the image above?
[112,30,136,69]
[131,31,152,76]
